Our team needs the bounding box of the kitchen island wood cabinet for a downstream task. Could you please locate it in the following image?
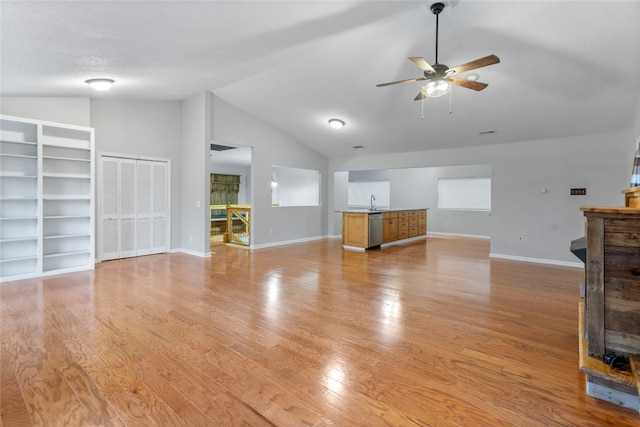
[342,212,369,248]
[343,209,427,250]
[382,211,398,243]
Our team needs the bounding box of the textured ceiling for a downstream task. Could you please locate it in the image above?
[2,1,639,159]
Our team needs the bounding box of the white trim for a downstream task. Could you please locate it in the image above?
[342,245,366,252]
[380,235,427,248]
[251,235,327,250]
[489,252,584,268]
[174,248,210,258]
[428,231,490,239]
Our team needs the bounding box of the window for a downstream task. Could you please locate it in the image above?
[437,177,491,211]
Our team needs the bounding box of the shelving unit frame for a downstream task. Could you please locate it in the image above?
[0,114,95,282]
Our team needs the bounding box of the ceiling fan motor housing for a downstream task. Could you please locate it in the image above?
[430,2,445,15]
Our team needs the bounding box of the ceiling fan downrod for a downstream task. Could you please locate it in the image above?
[431,2,445,65]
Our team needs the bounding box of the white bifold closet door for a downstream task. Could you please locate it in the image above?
[100,156,168,261]
[136,160,167,256]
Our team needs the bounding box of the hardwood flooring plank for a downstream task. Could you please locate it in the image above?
[2,237,640,425]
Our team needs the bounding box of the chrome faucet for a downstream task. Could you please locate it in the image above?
[370,194,376,211]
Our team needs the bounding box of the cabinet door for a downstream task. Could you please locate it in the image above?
[382,218,398,243]
[342,214,368,248]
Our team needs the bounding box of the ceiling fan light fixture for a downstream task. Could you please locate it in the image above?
[422,79,450,98]
[328,118,345,129]
[85,78,114,91]
[466,73,480,81]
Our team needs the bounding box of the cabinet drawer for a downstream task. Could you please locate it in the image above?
[409,226,418,237]
[398,211,408,219]
[382,211,398,219]
[399,229,409,239]
[408,211,418,218]
[398,219,408,230]
[419,224,426,235]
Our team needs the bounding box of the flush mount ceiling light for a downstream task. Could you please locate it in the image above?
[85,78,114,91]
[328,118,345,130]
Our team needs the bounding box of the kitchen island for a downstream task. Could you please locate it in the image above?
[342,209,427,250]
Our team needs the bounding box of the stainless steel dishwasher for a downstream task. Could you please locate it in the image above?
[368,213,383,248]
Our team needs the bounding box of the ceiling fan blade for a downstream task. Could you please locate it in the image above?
[408,57,436,74]
[446,54,500,76]
[448,77,489,91]
[376,77,426,88]
[414,91,426,101]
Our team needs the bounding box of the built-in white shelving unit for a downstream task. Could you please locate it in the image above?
[0,115,94,282]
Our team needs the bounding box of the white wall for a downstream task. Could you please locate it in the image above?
[329,131,630,265]
[211,95,329,247]
[0,97,90,127]
[90,100,182,251]
[181,93,211,255]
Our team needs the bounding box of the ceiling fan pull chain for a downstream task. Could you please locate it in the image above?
[449,88,452,114]
[421,97,425,119]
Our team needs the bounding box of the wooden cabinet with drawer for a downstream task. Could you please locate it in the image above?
[382,211,399,243]
[408,210,418,237]
[418,210,427,235]
[398,211,409,240]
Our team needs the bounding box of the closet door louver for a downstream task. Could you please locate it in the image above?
[100,158,119,260]
[118,159,137,258]
[151,162,167,253]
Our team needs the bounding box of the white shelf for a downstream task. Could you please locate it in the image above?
[0,195,38,199]
[0,114,94,282]
[43,173,91,179]
[0,236,38,243]
[0,254,38,263]
[0,174,37,179]
[0,153,37,159]
[0,216,38,221]
[43,155,90,162]
[43,250,90,259]
[0,139,37,146]
[43,233,90,240]
[44,215,90,219]
[43,196,90,200]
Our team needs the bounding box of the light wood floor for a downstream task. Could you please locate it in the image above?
[2,236,639,426]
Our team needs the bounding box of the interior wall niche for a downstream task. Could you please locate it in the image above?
[271,166,320,207]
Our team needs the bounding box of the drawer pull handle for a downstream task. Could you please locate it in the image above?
[632,270,640,277]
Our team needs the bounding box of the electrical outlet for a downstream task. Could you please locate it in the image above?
[570,188,586,196]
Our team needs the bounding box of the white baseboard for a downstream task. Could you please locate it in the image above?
[172,248,210,258]
[428,231,490,239]
[251,235,328,250]
[489,252,584,268]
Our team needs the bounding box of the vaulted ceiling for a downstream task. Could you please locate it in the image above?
[2,1,639,159]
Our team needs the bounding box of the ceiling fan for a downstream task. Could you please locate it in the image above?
[376,2,500,101]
